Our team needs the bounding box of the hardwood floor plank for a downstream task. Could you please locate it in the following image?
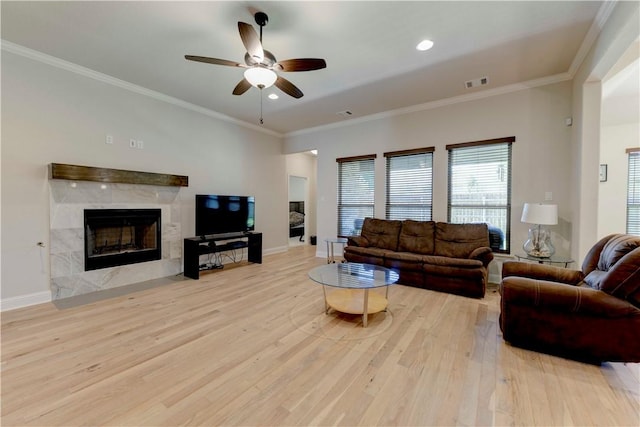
[2,245,638,426]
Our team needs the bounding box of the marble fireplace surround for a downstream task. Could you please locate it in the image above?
[48,164,188,300]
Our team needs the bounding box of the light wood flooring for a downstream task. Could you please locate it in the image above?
[2,245,639,426]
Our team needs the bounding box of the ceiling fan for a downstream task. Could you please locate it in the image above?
[185,12,326,99]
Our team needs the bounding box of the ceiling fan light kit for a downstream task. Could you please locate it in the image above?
[244,67,277,89]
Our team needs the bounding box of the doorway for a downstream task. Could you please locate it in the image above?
[288,175,307,247]
[598,42,639,237]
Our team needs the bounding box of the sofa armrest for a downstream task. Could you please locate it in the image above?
[500,277,639,318]
[347,236,369,248]
[502,261,583,285]
[469,246,494,267]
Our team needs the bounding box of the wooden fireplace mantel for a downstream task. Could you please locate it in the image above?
[49,163,188,187]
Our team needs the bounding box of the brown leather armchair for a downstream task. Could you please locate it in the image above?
[499,234,640,363]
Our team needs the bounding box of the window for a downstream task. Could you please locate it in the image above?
[337,154,376,237]
[627,148,640,235]
[385,147,434,221]
[447,137,514,253]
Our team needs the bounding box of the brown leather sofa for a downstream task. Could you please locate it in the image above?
[343,218,494,298]
[500,234,640,363]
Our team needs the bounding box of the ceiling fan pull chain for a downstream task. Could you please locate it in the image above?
[260,91,264,125]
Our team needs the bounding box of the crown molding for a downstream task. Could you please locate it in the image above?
[286,73,572,138]
[568,0,618,77]
[4,0,612,142]
[1,40,283,138]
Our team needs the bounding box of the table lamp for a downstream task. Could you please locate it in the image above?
[521,203,558,258]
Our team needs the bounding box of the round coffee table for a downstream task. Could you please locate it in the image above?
[308,262,399,327]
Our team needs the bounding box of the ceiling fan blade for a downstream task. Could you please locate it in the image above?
[275,76,304,99]
[275,58,327,72]
[232,78,252,96]
[185,55,245,67]
[238,22,264,63]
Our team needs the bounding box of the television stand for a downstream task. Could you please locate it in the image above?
[183,232,262,279]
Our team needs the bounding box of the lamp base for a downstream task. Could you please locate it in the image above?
[523,226,555,258]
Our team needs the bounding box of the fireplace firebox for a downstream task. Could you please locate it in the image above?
[84,209,161,271]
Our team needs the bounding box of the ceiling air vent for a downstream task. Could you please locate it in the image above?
[465,77,489,89]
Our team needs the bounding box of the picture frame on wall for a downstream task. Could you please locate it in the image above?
[599,164,608,182]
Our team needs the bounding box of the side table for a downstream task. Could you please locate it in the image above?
[325,237,348,263]
[514,253,574,268]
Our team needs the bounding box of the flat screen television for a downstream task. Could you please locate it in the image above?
[195,195,255,237]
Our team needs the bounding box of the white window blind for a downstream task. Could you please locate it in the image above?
[337,155,376,237]
[447,137,514,253]
[385,148,434,221]
[627,149,640,235]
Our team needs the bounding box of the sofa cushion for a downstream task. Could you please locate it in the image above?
[360,218,402,251]
[385,251,425,264]
[434,222,490,258]
[423,263,486,279]
[384,251,425,272]
[584,238,640,307]
[343,246,387,259]
[398,220,435,255]
[421,255,483,269]
[597,234,640,272]
[347,235,369,248]
[342,246,387,266]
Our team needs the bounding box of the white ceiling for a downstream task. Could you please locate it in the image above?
[1,1,609,135]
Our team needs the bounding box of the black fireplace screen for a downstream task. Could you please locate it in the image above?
[84,209,161,271]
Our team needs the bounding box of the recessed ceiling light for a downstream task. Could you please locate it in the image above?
[416,39,434,51]
[268,93,279,100]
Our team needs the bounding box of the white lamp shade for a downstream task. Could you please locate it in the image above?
[521,203,558,225]
[244,67,277,89]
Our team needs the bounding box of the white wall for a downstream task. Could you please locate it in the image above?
[285,81,574,259]
[571,1,639,262]
[598,122,640,236]
[1,51,287,305]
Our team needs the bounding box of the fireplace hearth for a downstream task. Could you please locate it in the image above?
[84,209,161,271]
[49,176,183,300]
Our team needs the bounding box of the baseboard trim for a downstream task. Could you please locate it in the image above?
[488,273,502,285]
[1,291,52,312]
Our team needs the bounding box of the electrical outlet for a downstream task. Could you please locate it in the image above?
[136,140,144,149]
[545,192,553,201]
[105,135,113,144]
[129,139,137,148]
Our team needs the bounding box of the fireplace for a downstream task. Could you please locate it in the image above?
[84,209,161,271]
